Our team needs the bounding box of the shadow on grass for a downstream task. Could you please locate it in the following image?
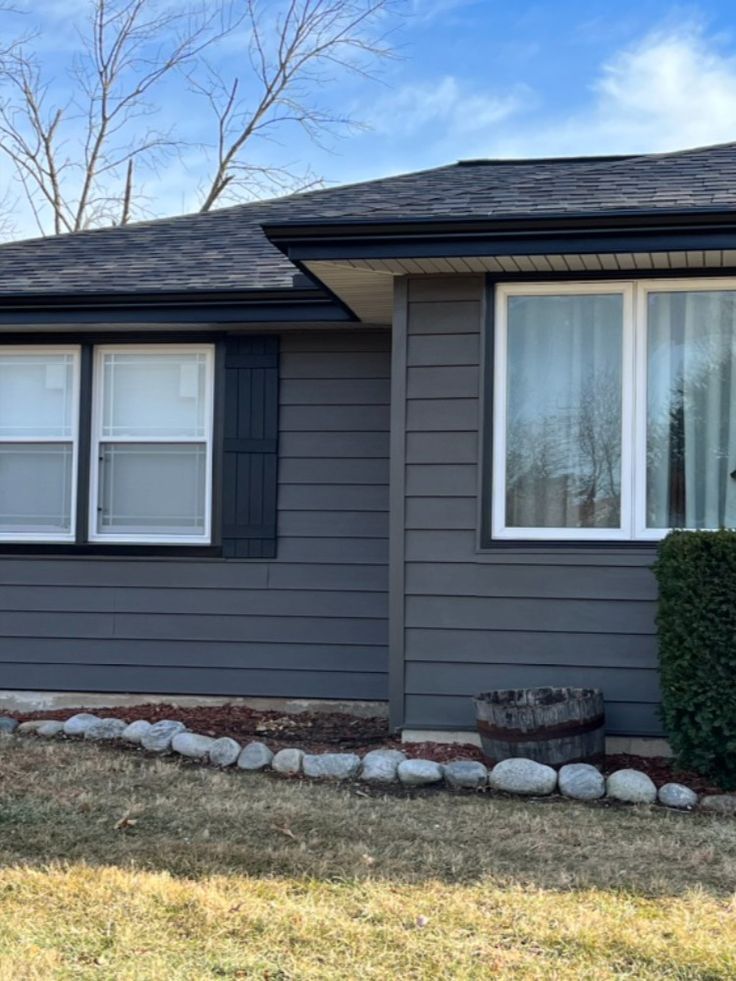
[1,738,734,897]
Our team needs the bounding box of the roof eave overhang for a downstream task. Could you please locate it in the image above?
[263,207,736,261]
[0,286,353,326]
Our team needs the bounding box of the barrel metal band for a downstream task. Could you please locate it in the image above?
[476,713,605,744]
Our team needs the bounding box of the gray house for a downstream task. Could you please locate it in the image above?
[1,140,735,743]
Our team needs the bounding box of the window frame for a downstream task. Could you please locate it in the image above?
[0,345,81,543]
[88,343,215,545]
[490,277,736,543]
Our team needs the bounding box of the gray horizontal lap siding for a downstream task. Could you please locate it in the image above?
[0,329,390,702]
[402,276,660,736]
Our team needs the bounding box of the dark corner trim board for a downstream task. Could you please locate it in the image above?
[388,277,408,732]
[0,287,351,326]
[263,208,736,263]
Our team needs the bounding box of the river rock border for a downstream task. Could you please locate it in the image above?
[1,712,730,814]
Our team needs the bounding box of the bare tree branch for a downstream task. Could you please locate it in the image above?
[121,157,133,223]
[195,0,399,211]
[0,0,402,235]
[0,0,232,234]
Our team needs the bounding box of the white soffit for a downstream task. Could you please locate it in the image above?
[306,250,736,322]
[304,261,394,324]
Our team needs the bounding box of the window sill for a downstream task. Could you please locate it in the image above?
[474,539,658,565]
[0,543,225,558]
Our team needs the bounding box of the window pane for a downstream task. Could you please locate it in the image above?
[0,444,73,534]
[0,353,75,438]
[101,352,207,438]
[97,443,206,537]
[505,293,623,529]
[647,291,736,529]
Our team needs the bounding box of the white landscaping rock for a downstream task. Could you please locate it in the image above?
[442,759,488,790]
[658,783,698,809]
[558,763,605,801]
[0,716,18,734]
[271,747,303,775]
[606,769,657,804]
[85,718,127,741]
[17,720,44,734]
[63,713,101,737]
[397,758,444,786]
[141,719,187,753]
[122,720,152,744]
[489,758,557,796]
[360,748,406,783]
[700,795,736,815]
[237,741,274,771]
[303,753,361,780]
[171,732,215,760]
[444,760,488,790]
[209,737,241,767]
[36,720,64,738]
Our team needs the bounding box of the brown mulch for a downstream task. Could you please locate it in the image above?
[603,754,723,796]
[10,702,726,792]
[14,703,396,755]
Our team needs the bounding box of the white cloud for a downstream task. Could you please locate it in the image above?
[407,0,482,25]
[489,25,736,157]
[368,75,530,138]
[594,26,736,149]
[360,23,736,168]
[366,23,736,166]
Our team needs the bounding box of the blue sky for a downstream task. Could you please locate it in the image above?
[365,0,736,173]
[5,0,736,233]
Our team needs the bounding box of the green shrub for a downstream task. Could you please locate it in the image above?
[653,530,736,789]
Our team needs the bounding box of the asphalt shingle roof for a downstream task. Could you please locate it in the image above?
[1,141,736,296]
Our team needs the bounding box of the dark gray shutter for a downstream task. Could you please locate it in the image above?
[222,335,279,558]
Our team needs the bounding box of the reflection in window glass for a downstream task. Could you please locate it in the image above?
[505,293,623,529]
[647,291,736,529]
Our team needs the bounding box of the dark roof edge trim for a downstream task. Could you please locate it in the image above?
[263,206,736,243]
[0,287,326,310]
[263,209,736,264]
[0,287,353,326]
[0,285,359,326]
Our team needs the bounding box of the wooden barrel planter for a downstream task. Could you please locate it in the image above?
[474,687,605,767]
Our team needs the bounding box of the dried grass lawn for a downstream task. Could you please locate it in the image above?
[1,738,735,979]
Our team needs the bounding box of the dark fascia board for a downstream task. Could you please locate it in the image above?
[263,207,736,261]
[0,287,352,326]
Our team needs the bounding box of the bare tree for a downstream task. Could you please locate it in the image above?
[0,0,400,238]
[0,1,230,235]
[506,368,623,530]
[194,0,398,212]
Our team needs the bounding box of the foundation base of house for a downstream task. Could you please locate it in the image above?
[401,729,673,758]
[0,690,389,720]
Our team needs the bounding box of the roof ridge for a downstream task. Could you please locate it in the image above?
[456,153,636,166]
[594,139,736,170]
[458,141,736,182]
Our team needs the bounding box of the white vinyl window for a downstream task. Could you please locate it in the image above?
[492,279,736,541]
[89,345,214,543]
[0,347,80,541]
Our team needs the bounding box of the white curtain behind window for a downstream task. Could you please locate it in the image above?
[647,291,736,530]
[505,293,623,529]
